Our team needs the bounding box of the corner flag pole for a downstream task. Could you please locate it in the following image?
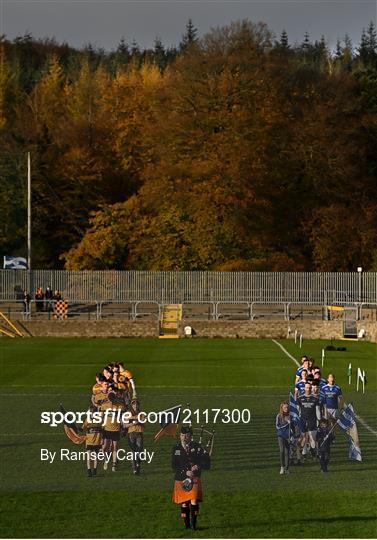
[27,151,31,270]
[356,367,365,393]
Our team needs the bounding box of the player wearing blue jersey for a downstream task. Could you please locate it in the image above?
[322,374,344,420]
[313,370,326,408]
[313,369,327,388]
[294,369,309,399]
[307,357,314,374]
[295,357,309,383]
[311,381,325,420]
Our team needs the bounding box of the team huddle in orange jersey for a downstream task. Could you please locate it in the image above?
[83,362,145,477]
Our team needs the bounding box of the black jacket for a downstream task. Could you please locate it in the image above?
[172,441,211,481]
[316,427,334,452]
[45,288,53,300]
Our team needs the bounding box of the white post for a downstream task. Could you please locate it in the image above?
[357,367,365,393]
[321,349,325,367]
[348,363,352,385]
[27,152,31,270]
[357,267,362,303]
[294,329,297,344]
[299,334,303,348]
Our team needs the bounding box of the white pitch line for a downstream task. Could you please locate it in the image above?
[356,415,377,437]
[271,339,300,367]
[0,433,62,437]
[0,391,287,400]
[271,339,377,439]
[3,384,288,389]
[5,385,88,388]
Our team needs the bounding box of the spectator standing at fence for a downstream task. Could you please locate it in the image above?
[35,287,44,312]
[45,285,53,311]
[54,290,62,301]
[22,290,31,315]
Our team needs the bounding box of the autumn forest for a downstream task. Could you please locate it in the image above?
[1,20,377,271]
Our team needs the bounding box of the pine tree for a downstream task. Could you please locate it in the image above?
[359,28,368,55]
[180,19,198,52]
[272,29,290,56]
[84,43,103,71]
[153,37,166,71]
[299,32,312,62]
[344,34,353,52]
[335,38,342,59]
[165,46,178,65]
[342,34,354,71]
[366,21,377,64]
[116,37,131,64]
[280,30,289,48]
[130,39,141,63]
[358,22,377,65]
[367,21,377,50]
[311,35,328,68]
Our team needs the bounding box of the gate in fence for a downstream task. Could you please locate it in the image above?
[343,307,358,338]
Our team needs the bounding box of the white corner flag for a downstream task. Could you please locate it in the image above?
[356,368,366,394]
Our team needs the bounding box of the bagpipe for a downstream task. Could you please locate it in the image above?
[192,425,215,457]
[154,402,215,456]
[186,402,215,456]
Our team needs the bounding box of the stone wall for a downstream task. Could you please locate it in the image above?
[16,318,377,341]
[21,320,158,338]
[357,321,377,343]
[179,319,344,340]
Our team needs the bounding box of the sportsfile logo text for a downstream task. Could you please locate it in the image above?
[41,407,252,428]
[39,408,250,464]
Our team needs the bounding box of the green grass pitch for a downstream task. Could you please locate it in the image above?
[0,337,376,538]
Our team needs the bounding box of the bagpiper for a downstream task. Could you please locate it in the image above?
[171,425,211,530]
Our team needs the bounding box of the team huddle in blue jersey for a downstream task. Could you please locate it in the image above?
[276,355,343,475]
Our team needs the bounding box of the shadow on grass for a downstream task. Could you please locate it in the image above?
[303,515,377,523]
[244,515,377,528]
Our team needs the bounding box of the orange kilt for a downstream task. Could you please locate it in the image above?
[172,477,203,504]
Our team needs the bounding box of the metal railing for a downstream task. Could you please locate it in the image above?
[0,300,162,321]
[1,298,376,322]
[1,270,377,304]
